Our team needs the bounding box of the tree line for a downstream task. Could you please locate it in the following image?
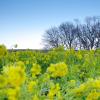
[43,16,100,50]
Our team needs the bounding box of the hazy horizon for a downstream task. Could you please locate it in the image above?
[0,0,100,49]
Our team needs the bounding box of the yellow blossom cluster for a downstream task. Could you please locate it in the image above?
[6,87,20,100]
[28,80,38,92]
[48,83,62,99]
[0,61,26,100]
[47,62,68,78]
[3,65,26,87]
[73,78,100,99]
[87,89,100,100]
[31,63,41,77]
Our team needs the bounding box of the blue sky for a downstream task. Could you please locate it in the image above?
[0,0,100,49]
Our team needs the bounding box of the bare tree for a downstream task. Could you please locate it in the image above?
[42,27,60,49]
[42,16,100,50]
[84,16,100,49]
[93,17,100,49]
[76,16,100,50]
[59,22,77,49]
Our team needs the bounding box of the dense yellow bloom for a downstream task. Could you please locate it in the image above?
[93,79,100,89]
[3,65,26,87]
[0,75,7,88]
[31,64,41,77]
[15,61,25,71]
[6,87,20,100]
[73,83,86,96]
[0,48,100,99]
[85,78,100,89]
[73,78,100,98]
[86,90,100,100]
[48,83,60,99]
[47,62,68,78]
[28,80,37,92]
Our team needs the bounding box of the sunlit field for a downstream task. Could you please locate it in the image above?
[0,45,100,100]
[1,0,100,100]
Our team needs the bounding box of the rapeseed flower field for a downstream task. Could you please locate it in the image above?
[0,46,100,100]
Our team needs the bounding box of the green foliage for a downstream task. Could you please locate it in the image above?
[0,45,7,70]
[0,46,100,99]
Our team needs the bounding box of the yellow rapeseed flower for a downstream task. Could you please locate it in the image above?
[48,83,60,99]
[73,83,86,96]
[47,62,68,78]
[28,80,37,92]
[3,65,26,87]
[6,87,20,100]
[31,64,41,77]
[0,75,7,88]
[86,90,100,100]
